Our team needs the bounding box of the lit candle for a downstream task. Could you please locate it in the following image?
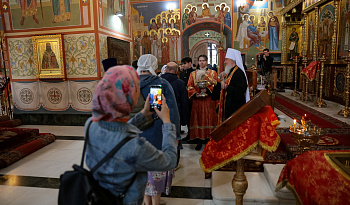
[293,119,296,131]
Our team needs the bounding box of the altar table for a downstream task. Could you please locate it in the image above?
[276,150,350,205]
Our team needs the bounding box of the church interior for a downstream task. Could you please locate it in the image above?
[0,0,350,204]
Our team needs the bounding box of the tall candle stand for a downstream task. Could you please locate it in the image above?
[316,53,327,107]
[338,51,350,117]
[291,56,300,97]
[301,55,308,101]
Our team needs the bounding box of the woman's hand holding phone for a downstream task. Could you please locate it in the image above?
[154,94,170,124]
[141,94,154,119]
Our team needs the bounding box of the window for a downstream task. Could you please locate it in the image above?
[207,43,218,66]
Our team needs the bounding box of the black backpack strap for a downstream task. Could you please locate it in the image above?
[80,120,93,167]
[90,136,133,173]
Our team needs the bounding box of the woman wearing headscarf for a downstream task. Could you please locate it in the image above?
[85,65,177,205]
[137,54,181,205]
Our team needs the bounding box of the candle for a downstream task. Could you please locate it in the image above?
[293,119,296,131]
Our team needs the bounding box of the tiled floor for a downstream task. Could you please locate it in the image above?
[0,89,349,204]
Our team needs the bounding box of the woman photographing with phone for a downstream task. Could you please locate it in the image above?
[137,54,181,205]
[85,65,177,205]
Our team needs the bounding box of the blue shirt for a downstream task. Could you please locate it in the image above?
[85,112,177,205]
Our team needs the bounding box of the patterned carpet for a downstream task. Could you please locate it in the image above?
[0,128,56,168]
[274,93,350,129]
[264,93,350,164]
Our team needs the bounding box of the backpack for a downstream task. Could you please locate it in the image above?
[58,121,135,205]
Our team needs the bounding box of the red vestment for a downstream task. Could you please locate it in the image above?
[187,69,218,140]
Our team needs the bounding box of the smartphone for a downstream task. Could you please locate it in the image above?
[149,85,162,111]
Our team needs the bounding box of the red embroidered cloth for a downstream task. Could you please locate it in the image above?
[276,150,350,205]
[301,61,320,81]
[200,106,280,172]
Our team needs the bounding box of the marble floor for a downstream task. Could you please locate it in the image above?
[0,89,349,204]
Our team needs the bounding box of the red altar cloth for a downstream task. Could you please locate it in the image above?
[200,106,280,173]
[301,61,320,81]
[276,150,350,205]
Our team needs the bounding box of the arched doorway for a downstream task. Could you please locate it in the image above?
[190,39,219,66]
[182,22,232,58]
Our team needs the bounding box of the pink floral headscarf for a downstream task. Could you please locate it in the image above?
[92,65,140,122]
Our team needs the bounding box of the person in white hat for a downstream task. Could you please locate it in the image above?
[212,48,250,125]
[137,54,181,205]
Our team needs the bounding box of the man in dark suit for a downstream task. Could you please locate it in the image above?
[180,57,195,86]
[258,48,274,84]
[179,57,194,141]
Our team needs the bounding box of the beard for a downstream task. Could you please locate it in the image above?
[224,64,233,74]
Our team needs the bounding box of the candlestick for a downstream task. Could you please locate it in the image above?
[289,116,322,154]
[291,56,300,96]
[293,119,296,131]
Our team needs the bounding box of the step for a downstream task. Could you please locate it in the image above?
[211,171,295,205]
[263,164,295,200]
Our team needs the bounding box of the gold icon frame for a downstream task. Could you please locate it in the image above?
[32,34,66,79]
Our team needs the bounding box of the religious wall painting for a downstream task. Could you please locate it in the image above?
[131,1,181,63]
[236,13,267,52]
[307,10,316,58]
[181,1,232,30]
[338,0,350,58]
[287,26,301,60]
[267,11,280,51]
[64,34,97,78]
[303,0,321,10]
[234,0,270,38]
[318,4,335,58]
[233,0,282,54]
[32,34,65,79]
[9,0,82,30]
[101,0,130,35]
[8,37,37,79]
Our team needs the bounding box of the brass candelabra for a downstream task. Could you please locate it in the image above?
[316,53,327,107]
[338,50,350,117]
[289,115,322,154]
[291,56,300,97]
[301,55,308,101]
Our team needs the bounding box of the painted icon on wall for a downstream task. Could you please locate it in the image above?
[32,34,66,79]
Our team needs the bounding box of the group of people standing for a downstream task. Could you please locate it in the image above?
[181,49,249,151]
[85,47,250,204]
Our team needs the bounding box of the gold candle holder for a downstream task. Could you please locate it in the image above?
[316,53,327,107]
[289,116,322,154]
[338,50,350,117]
[291,56,300,97]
